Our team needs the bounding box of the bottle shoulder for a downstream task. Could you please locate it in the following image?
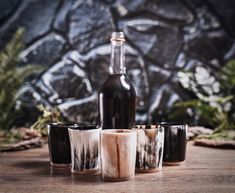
[99,74,136,95]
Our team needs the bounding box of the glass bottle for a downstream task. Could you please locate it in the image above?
[98,32,136,129]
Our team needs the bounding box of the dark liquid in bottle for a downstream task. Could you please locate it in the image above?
[99,74,136,129]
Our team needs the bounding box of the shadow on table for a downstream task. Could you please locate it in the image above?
[13,160,70,177]
[12,160,102,183]
[13,160,51,176]
[13,160,48,169]
[69,172,102,183]
[13,161,164,184]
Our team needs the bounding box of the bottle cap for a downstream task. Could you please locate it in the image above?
[110,31,125,42]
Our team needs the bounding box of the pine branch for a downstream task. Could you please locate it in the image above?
[31,105,64,136]
[0,28,43,130]
[0,28,24,73]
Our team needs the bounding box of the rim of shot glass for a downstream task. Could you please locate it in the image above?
[101,129,136,135]
[159,122,188,127]
[47,122,79,129]
[135,125,157,129]
[68,124,100,132]
[159,122,188,136]
[134,125,166,130]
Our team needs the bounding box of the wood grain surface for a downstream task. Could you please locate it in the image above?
[0,142,235,193]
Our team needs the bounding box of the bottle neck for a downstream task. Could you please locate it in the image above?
[109,41,126,74]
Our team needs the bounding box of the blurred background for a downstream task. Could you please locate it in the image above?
[0,0,234,141]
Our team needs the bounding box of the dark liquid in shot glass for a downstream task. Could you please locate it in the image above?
[48,123,71,165]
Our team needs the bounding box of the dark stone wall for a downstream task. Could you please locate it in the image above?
[0,0,235,124]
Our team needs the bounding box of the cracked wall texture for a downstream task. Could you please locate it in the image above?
[0,0,234,124]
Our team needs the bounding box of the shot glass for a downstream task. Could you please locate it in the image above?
[47,122,72,167]
[68,124,100,174]
[100,129,137,182]
[135,125,164,173]
[161,122,188,165]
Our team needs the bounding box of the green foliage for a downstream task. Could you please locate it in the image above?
[0,129,25,145]
[196,131,235,141]
[219,60,235,90]
[173,60,235,138]
[30,105,64,136]
[0,28,42,130]
[0,105,63,146]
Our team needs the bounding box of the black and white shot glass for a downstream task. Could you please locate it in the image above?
[68,124,100,174]
[135,125,164,172]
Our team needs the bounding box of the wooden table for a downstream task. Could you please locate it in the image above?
[0,142,235,193]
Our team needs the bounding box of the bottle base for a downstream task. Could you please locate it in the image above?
[136,168,160,173]
[50,162,71,168]
[102,176,134,182]
[163,161,185,166]
[71,168,100,175]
